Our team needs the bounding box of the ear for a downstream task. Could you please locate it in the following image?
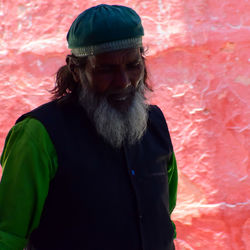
[66,55,80,82]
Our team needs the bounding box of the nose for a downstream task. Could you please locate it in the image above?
[113,68,131,89]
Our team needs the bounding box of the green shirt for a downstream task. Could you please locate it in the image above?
[0,117,178,250]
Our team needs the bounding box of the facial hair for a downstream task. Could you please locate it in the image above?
[78,81,149,148]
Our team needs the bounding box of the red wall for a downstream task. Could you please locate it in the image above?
[1,1,250,249]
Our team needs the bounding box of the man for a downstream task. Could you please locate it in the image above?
[0,4,178,250]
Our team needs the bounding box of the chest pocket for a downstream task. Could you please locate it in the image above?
[134,153,170,212]
[138,154,168,179]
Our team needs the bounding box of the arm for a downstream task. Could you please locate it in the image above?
[0,118,58,250]
[167,151,178,238]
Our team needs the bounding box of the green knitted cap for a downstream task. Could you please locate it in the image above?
[67,4,144,56]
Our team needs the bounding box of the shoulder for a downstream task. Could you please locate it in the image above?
[14,116,49,137]
[16,101,59,124]
[6,117,53,151]
[147,104,173,151]
[148,105,169,129]
[149,105,166,119]
[1,117,57,175]
[16,99,83,127]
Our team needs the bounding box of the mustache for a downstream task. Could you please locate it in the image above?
[105,85,136,96]
[103,82,145,99]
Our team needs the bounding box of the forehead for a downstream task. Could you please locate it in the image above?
[88,48,141,66]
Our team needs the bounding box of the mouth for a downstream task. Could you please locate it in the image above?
[107,91,134,111]
[108,87,134,101]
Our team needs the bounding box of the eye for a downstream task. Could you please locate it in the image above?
[127,62,141,70]
[95,66,113,74]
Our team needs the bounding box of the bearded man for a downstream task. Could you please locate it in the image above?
[0,4,178,250]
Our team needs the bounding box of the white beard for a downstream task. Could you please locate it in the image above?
[78,82,149,148]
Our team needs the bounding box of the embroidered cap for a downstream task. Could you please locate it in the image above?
[67,4,144,57]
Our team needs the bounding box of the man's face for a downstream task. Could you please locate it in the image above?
[70,47,148,148]
[82,48,145,112]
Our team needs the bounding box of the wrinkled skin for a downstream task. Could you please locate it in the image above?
[67,48,145,112]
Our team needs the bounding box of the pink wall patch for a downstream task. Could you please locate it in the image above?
[1,1,250,249]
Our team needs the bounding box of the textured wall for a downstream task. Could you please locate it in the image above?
[1,0,250,249]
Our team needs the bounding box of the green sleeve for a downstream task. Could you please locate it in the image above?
[167,151,178,238]
[0,117,58,250]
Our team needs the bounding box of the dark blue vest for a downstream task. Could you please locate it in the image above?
[17,100,175,250]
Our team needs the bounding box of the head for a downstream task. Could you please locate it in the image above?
[51,4,152,147]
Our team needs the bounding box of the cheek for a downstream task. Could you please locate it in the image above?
[91,75,113,93]
[84,67,112,94]
[130,67,144,87]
